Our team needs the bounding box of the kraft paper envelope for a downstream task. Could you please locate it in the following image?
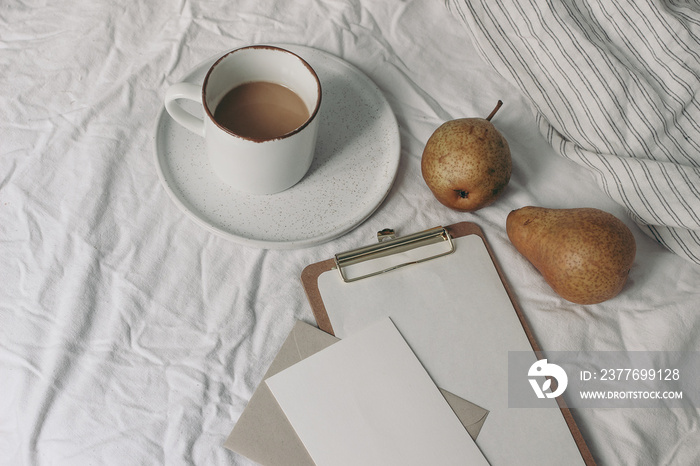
[224,320,489,466]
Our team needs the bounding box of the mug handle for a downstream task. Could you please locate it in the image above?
[164,82,205,136]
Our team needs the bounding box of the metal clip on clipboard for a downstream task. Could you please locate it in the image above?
[334,226,456,283]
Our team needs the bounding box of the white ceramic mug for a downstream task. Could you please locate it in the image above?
[164,46,322,194]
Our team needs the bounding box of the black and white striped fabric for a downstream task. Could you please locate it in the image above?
[447,0,700,265]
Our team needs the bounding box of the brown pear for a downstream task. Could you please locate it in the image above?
[506,206,636,305]
[421,101,511,212]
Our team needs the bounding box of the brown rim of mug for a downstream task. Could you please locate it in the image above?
[201,45,322,143]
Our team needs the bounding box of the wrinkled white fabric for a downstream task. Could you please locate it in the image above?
[1,1,699,465]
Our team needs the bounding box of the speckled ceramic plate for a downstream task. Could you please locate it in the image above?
[154,44,400,249]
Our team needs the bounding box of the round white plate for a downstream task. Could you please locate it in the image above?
[154,44,400,249]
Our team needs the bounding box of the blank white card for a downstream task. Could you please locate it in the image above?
[265,318,488,466]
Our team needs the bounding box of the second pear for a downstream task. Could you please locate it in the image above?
[506,206,636,305]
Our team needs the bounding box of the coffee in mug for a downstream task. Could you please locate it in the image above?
[213,81,310,140]
[164,46,322,194]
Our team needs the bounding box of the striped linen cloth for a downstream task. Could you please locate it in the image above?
[447,0,700,265]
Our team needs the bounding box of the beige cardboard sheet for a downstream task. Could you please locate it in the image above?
[224,320,488,465]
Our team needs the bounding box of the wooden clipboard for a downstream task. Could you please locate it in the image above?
[300,221,595,466]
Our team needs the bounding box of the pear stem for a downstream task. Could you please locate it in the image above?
[485,100,503,121]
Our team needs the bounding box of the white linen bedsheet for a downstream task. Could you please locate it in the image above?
[1,1,698,465]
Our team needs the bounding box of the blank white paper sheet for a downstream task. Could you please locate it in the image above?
[265,317,488,466]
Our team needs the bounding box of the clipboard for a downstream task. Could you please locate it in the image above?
[300,221,595,466]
